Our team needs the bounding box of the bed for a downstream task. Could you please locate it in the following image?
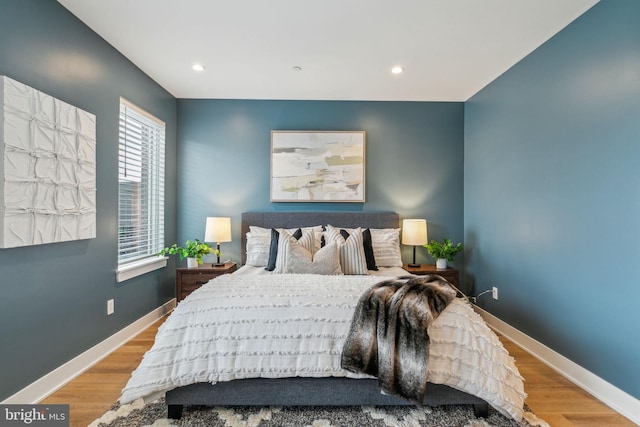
[120,212,527,422]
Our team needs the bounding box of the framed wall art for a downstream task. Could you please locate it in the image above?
[0,75,96,248]
[271,130,365,202]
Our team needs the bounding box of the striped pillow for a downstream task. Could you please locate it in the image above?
[324,225,368,275]
[273,229,316,273]
[266,228,302,271]
[369,228,403,267]
[337,228,377,271]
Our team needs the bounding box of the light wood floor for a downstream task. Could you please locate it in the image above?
[41,317,635,427]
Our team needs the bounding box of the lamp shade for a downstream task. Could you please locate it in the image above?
[402,219,428,246]
[204,217,232,243]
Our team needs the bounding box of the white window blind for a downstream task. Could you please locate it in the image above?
[118,98,165,270]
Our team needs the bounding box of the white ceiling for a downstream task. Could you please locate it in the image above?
[57,0,598,101]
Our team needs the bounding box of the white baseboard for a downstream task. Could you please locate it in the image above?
[2,299,176,405]
[474,306,640,425]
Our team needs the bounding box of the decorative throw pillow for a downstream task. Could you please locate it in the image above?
[273,229,316,273]
[339,228,378,271]
[245,230,271,266]
[281,240,342,275]
[246,225,320,268]
[266,228,302,271]
[369,228,403,267]
[324,225,368,275]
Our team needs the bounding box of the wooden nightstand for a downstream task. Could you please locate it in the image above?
[176,262,237,301]
[403,264,459,287]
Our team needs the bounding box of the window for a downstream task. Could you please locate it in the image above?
[116,98,166,282]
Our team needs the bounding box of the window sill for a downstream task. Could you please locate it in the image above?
[116,257,167,283]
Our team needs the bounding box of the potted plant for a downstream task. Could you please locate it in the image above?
[158,239,216,268]
[424,238,463,269]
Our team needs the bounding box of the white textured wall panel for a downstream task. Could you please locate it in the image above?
[0,76,96,248]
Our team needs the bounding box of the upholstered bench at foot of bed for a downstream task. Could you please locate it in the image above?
[165,378,489,419]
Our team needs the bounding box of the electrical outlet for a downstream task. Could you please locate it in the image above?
[107,299,115,315]
[492,287,498,300]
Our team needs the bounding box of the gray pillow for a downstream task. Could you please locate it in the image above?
[281,240,343,275]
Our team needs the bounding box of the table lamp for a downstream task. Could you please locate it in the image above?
[204,217,231,266]
[402,219,428,268]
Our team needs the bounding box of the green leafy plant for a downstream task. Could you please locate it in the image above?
[157,239,216,265]
[424,238,463,262]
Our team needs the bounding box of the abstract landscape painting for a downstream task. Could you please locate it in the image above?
[271,131,365,202]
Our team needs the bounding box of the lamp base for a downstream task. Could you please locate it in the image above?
[407,246,421,269]
[213,244,224,267]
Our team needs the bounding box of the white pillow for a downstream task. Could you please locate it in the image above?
[245,231,271,266]
[324,225,368,275]
[281,240,342,275]
[273,229,316,273]
[369,228,403,267]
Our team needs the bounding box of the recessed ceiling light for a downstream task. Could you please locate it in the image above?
[391,66,404,74]
[192,64,205,72]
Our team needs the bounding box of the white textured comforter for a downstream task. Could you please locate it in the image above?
[120,272,526,421]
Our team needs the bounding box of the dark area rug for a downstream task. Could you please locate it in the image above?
[89,398,548,427]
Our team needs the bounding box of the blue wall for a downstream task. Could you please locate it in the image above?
[465,0,640,398]
[0,0,178,400]
[177,99,465,274]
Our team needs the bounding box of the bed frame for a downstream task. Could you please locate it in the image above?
[166,212,488,419]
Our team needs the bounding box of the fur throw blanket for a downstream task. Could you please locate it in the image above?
[341,275,457,404]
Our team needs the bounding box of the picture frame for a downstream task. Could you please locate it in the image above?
[270,130,366,202]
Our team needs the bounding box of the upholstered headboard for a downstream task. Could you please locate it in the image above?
[241,212,399,265]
